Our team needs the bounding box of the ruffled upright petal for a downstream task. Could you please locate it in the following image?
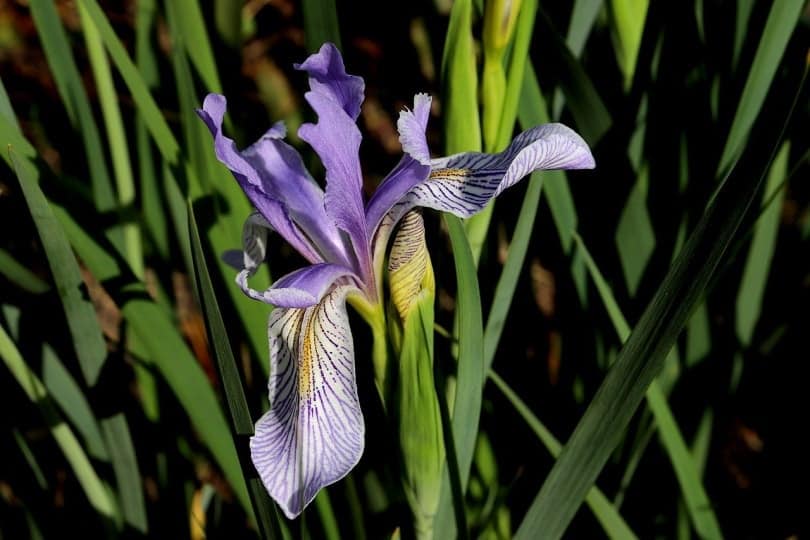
[397,123,595,221]
[197,94,348,265]
[251,285,365,519]
[365,94,433,237]
[294,42,365,120]
[397,93,432,165]
[296,47,371,284]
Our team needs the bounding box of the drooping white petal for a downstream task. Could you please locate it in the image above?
[392,123,595,222]
[251,285,365,519]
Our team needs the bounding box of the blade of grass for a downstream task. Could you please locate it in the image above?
[0,114,36,159]
[520,64,577,253]
[513,64,801,536]
[175,0,224,95]
[732,0,756,68]
[78,0,143,278]
[100,413,148,533]
[75,0,179,163]
[483,174,543,372]
[11,151,107,387]
[12,428,49,490]
[302,0,342,51]
[489,371,638,539]
[518,64,588,303]
[434,215,485,539]
[494,0,539,152]
[442,0,484,261]
[482,63,550,371]
[28,180,255,518]
[735,142,788,347]
[615,164,655,296]
[167,2,271,374]
[28,0,116,214]
[441,0,482,156]
[0,248,50,294]
[314,492,340,540]
[607,0,649,89]
[0,77,20,129]
[551,0,604,119]
[134,0,169,262]
[189,204,284,539]
[566,0,604,57]
[0,322,117,523]
[574,232,722,538]
[535,7,612,144]
[467,0,538,263]
[215,0,242,47]
[42,345,109,461]
[132,0,163,423]
[716,0,804,176]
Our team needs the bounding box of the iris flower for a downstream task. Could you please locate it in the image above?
[197,43,594,519]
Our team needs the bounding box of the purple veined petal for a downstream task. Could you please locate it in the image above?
[235,212,359,307]
[197,94,350,266]
[251,285,365,519]
[365,156,431,239]
[294,43,365,121]
[264,263,358,308]
[298,89,372,284]
[400,123,595,220]
[364,93,433,238]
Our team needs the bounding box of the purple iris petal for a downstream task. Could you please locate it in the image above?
[251,285,365,520]
[365,157,430,238]
[365,94,433,237]
[264,263,357,308]
[298,89,371,284]
[200,43,597,521]
[294,42,365,121]
[241,128,350,266]
[197,94,325,264]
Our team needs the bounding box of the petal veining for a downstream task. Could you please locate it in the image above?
[392,123,595,222]
[251,285,365,519]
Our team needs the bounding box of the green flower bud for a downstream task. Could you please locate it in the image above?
[388,210,444,538]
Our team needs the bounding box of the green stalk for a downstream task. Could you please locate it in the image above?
[78,1,143,278]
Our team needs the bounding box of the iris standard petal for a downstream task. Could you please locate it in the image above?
[197,94,326,263]
[399,123,595,220]
[294,42,365,121]
[299,89,371,282]
[397,93,432,165]
[251,285,365,519]
[364,94,433,237]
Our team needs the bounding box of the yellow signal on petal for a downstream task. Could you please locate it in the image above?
[388,211,434,321]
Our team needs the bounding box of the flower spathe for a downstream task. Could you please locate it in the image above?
[197,42,594,519]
